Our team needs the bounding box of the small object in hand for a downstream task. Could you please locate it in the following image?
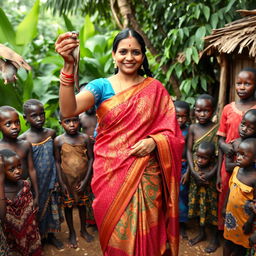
[0,44,31,84]
[70,31,80,92]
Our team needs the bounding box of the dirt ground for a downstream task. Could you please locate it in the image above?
[43,208,223,256]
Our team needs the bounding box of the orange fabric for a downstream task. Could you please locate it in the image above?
[224,167,254,248]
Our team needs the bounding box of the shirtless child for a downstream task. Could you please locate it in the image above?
[0,106,39,205]
[54,114,94,248]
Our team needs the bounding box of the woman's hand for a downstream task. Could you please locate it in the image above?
[130,138,156,157]
[55,32,79,65]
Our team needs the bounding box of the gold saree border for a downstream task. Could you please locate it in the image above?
[150,134,179,256]
[97,77,154,124]
[100,155,150,252]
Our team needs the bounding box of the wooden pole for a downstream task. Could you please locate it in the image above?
[217,54,228,121]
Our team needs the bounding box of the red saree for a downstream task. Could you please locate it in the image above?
[92,77,184,256]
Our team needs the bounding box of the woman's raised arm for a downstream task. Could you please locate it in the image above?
[55,32,95,117]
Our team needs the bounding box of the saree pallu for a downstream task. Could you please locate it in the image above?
[32,137,62,237]
[92,77,184,256]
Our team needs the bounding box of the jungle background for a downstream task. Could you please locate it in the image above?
[0,0,255,134]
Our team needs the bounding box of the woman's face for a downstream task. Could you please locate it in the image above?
[112,36,144,76]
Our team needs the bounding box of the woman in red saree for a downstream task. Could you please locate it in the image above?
[55,28,184,256]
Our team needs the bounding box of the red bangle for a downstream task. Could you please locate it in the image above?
[61,70,74,78]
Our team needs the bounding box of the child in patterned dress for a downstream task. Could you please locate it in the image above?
[0,154,9,256]
[19,99,63,249]
[174,100,190,239]
[223,138,256,256]
[0,149,42,256]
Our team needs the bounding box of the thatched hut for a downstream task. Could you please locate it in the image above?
[201,10,256,117]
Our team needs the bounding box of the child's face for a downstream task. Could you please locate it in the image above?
[61,116,80,135]
[175,107,189,128]
[4,155,22,182]
[24,104,45,129]
[239,116,256,139]
[196,148,212,168]
[0,111,20,139]
[194,99,213,124]
[236,142,255,168]
[235,71,256,100]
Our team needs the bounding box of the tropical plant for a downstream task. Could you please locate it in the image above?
[0,0,117,134]
[46,0,256,105]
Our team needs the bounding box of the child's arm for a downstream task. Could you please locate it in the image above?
[222,188,230,219]
[225,140,238,173]
[186,125,204,185]
[225,155,236,173]
[216,148,223,192]
[75,137,94,192]
[243,187,256,234]
[219,136,234,157]
[0,155,6,220]
[27,143,39,207]
[53,138,67,194]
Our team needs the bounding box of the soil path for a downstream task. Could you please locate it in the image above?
[43,208,223,256]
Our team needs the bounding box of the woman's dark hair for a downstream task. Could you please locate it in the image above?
[23,99,43,115]
[112,28,153,77]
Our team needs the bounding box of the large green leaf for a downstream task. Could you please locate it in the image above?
[16,0,40,45]
[0,82,22,111]
[22,71,34,102]
[82,15,95,42]
[0,8,16,45]
[63,14,75,31]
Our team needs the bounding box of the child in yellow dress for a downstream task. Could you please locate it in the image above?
[223,138,256,256]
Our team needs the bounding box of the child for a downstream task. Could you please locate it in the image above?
[174,100,190,238]
[0,149,42,255]
[79,106,97,228]
[79,106,97,140]
[225,109,256,172]
[187,94,219,253]
[217,67,256,230]
[0,154,9,255]
[54,114,94,248]
[223,138,256,256]
[0,106,39,205]
[19,99,63,249]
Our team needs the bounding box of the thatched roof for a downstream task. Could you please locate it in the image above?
[202,10,256,58]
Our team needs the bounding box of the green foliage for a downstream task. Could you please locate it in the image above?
[0,2,116,134]
[16,0,40,45]
[129,0,254,104]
